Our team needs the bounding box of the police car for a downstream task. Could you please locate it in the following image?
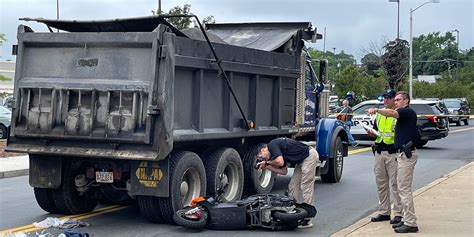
[347,99,449,147]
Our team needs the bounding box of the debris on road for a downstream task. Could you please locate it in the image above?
[32,217,90,229]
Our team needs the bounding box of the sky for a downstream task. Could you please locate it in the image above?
[0,0,472,62]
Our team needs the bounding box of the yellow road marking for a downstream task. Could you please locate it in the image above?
[449,127,474,134]
[349,147,372,155]
[0,205,127,234]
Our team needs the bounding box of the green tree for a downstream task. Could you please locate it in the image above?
[307,48,356,83]
[0,33,6,46]
[361,53,382,76]
[381,38,409,90]
[333,65,386,104]
[412,32,458,76]
[166,4,192,29]
[0,75,11,81]
[202,16,216,25]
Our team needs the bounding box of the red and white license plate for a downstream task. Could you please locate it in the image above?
[96,171,114,183]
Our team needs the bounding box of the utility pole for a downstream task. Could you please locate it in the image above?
[453,29,459,79]
[158,0,162,14]
[56,0,59,32]
[333,47,336,55]
[323,27,326,53]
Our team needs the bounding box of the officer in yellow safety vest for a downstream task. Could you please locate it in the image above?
[365,89,403,225]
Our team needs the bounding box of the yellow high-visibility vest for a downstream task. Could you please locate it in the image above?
[374,113,396,144]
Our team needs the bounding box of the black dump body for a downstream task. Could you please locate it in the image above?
[7,15,318,161]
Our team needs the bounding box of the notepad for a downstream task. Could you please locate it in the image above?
[363,124,380,137]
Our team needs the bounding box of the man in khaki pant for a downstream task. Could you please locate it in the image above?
[368,91,420,233]
[366,89,403,224]
[257,138,319,229]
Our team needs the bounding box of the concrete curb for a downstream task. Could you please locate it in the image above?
[0,155,29,179]
[332,161,473,237]
[0,169,29,179]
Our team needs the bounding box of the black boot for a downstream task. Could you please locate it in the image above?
[394,224,419,233]
[371,215,391,222]
[390,216,403,224]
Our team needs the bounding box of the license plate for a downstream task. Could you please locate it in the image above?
[96,171,114,183]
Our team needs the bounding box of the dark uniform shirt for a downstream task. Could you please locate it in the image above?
[394,106,420,150]
[268,138,309,167]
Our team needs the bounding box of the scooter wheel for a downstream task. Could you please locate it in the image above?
[174,207,208,229]
[273,207,308,222]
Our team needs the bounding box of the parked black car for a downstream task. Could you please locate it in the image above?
[411,102,449,148]
[443,98,470,126]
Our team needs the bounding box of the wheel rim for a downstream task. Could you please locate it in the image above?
[219,162,240,201]
[180,167,201,206]
[257,168,272,189]
[336,142,344,176]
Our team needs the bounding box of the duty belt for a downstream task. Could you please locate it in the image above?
[374,144,396,154]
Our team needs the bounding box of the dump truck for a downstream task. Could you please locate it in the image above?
[7,15,349,223]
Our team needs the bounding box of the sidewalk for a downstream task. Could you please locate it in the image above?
[0,155,29,179]
[333,162,474,237]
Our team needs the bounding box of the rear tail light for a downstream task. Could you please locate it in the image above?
[336,114,345,121]
[425,115,438,123]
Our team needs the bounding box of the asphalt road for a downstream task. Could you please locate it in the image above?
[1,122,473,237]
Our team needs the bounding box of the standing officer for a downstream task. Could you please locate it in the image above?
[365,89,402,225]
[368,91,420,233]
[256,138,319,229]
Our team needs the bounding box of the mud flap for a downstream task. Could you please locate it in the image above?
[29,155,62,189]
[130,159,169,197]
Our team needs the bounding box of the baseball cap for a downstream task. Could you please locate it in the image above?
[382,89,396,98]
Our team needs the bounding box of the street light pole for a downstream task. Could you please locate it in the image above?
[389,0,400,39]
[409,0,440,99]
[453,29,459,77]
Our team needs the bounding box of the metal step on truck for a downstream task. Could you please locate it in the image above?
[7,15,350,223]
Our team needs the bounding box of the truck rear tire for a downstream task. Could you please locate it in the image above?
[34,188,60,214]
[321,137,343,183]
[137,196,165,223]
[50,165,99,214]
[463,119,469,125]
[158,151,206,224]
[243,144,276,195]
[203,148,244,202]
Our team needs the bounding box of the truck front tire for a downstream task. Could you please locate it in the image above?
[321,137,344,183]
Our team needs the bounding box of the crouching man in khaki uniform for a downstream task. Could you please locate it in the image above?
[257,138,319,229]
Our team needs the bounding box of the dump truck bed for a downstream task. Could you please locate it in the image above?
[8,16,316,160]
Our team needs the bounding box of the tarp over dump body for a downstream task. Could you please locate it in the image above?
[206,22,320,52]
